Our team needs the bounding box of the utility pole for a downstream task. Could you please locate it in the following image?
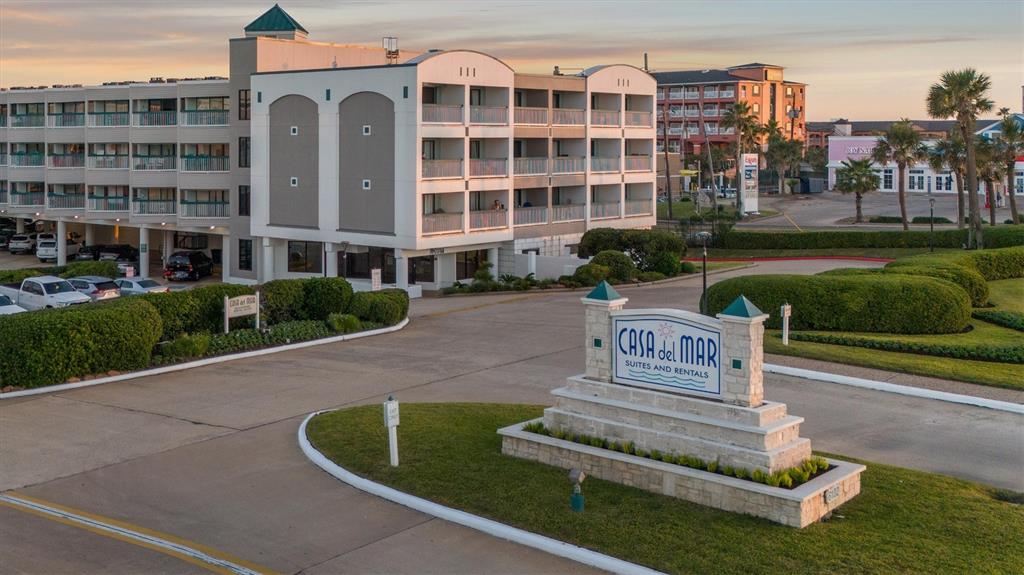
[660,87,675,220]
[698,94,718,212]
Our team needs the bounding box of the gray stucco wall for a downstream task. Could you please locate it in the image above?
[269,94,319,229]
[338,92,395,234]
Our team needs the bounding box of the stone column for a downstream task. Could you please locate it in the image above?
[162,230,173,265]
[56,220,67,266]
[324,243,338,277]
[219,233,230,282]
[437,253,456,287]
[16,219,25,234]
[581,282,628,382]
[85,223,95,246]
[261,237,274,282]
[138,226,149,278]
[395,248,408,289]
[717,296,769,408]
[486,247,499,278]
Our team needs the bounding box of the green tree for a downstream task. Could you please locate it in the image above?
[721,101,760,213]
[765,135,802,195]
[804,146,827,175]
[834,158,880,223]
[872,119,927,231]
[993,110,1022,224]
[974,135,1004,226]
[926,68,994,247]
[929,130,967,229]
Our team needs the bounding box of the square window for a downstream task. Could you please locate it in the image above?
[362,125,372,136]
[290,177,298,187]
[362,179,371,190]
[290,126,299,136]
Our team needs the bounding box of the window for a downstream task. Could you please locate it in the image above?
[181,97,229,111]
[362,125,372,136]
[238,239,253,271]
[422,86,436,105]
[908,170,924,191]
[752,103,760,114]
[786,86,793,96]
[409,256,435,284]
[238,185,250,216]
[769,84,777,119]
[752,85,761,96]
[362,179,372,190]
[469,140,482,159]
[290,126,299,136]
[238,89,251,120]
[883,169,893,190]
[422,139,436,160]
[180,143,228,157]
[470,88,482,106]
[342,247,395,283]
[238,137,250,168]
[456,249,488,280]
[287,241,323,274]
[290,177,298,187]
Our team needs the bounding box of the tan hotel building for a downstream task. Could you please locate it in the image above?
[0,5,656,294]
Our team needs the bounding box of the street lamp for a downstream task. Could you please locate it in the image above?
[927,176,935,253]
[696,231,713,315]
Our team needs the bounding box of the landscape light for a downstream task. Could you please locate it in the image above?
[569,468,586,512]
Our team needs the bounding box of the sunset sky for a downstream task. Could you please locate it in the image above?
[1,0,1020,121]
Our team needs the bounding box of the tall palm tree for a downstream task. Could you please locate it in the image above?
[835,158,880,223]
[929,131,967,228]
[765,134,802,195]
[721,101,759,213]
[871,119,927,230]
[974,136,1004,226]
[927,69,994,247]
[994,111,1023,224]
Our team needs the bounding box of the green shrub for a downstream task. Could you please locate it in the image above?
[707,274,971,334]
[0,268,46,284]
[621,228,686,271]
[868,216,904,224]
[302,277,354,321]
[60,260,118,279]
[141,290,200,340]
[886,246,1024,282]
[206,328,265,355]
[591,250,636,282]
[572,263,611,287]
[636,271,666,282]
[578,228,624,258]
[911,216,953,224]
[348,289,409,326]
[0,298,162,389]
[681,261,697,274]
[888,264,988,306]
[189,284,254,333]
[266,320,331,345]
[972,310,1024,332]
[474,261,495,282]
[789,332,1024,364]
[261,279,308,323]
[327,313,361,334]
[649,251,682,277]
[160,333,210,360]
[557,276,581,289]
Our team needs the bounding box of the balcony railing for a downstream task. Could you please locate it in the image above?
[10,153,45,167]
[591,110,620,126]
[624,155,652,172]
[590,201,621,219]
[88,155,129,169]
[132,198,177,216]
[704,90,719,98]
[133,156,177,171]
[88,112,130,127]
[685,109,700,117]
[422,104,463,124]
[11,114,44,128]
[48,154,85,168]
[47,113,84,128]
[469,209,508,229]
[668,90,685,100]
[133,111,177,127]
[552,203,585,222]
[470,105,508,125]
[704,109,720,117]
[88,196,130,211]
[422,212,463,234]
[552,156,585,174]
[180,200,229,218]
[656,92,665,101]
[0,116,6,128]
[590,156,620,172]
[684,91,699,100]
[48,194,85,210]
[180,156,229,172]
[514,206,547,226]
[720,127,735,135]
[552,108,585,125]
[469,158,507,177]
[10,192,45,206]
[705,126,719,135]
[422,158,463,179]
[0,190,7,204]
[513,157,548,176]
[625,111,652,127]
[719,90,735,98]
[181,110,229,126]
[0,153,6,166]
[625,199,653,216]
[667,127,683,135]
[669,109,684,118]
[514,107,547,125]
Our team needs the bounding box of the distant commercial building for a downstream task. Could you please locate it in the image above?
[807,119,996,149]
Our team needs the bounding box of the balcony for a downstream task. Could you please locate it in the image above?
[720,127,735,135]
[513,157,548,176]
[180,156,229,172]
[684,109,700,118]
[10,191,45,207]
[0,190,7,204]
[469,209,508,229]
[133,111,177,127]
[88,196,130,212]
[469,158,507,177]
[47,113,84,128]
[552,203,585,222]
[181,110,229,126]
[705,126,719,135]
[590,156,620,172]
[703,108,719,117]
[132,198,177,216]
[11,114,44,128]
[0,116,6,128]
[422,104,463,124]
[470,106,508,125]
[0,152,6,166]
[514,107,547,125]
[656,92,665,101]
[10,153,45,167]
[704,90,719,99]
[719,90,735,99]
[48,194,85,210]
[422,212,463,234]
[88,155,129,170]
[133,156,177,171]
[625,199,653,216]
[514,206,547,226]
[180,200,229,218]
[48,154,85,168]
[668,108,683,118]
[422,159,463,179]
[624,156,652,172]
[590,201,621,219]
[667,126,683,136]
[552,108,585,125]
[552,156,586,174]
[591,110,620,126]
[625,111,652,127]
[684,91,699,100]
[668,90,684,100]
[88,112,130,127]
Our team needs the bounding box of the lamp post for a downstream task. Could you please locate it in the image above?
[696,231,712,315]
[927,176,935,253]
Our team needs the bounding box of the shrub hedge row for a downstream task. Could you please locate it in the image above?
[819,264,989,306]
[707,274,971,334]
[205,320,332,356]
[885,246,1024,282]
[719,226,1024,250]
[788,332,1024,364]
[0,261,120,284]
[590,250,636,282]
[347,288,409,326]
[578,228,686,272]
[972,310,1024,332]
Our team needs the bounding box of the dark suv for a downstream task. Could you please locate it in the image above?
[164,251,213,281]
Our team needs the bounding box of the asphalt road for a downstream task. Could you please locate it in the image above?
[2,259,1021,575]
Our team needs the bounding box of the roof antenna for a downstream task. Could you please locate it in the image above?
[643,52,648,72]
[383,36,399,65]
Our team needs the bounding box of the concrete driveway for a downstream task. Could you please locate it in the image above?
[2,259,1021,574]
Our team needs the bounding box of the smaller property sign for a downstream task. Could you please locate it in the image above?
[226,294,259,318]
[741,153,759,214]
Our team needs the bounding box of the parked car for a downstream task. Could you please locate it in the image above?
[36,239,82,263]
[0,276,91,310]
[99,245,140,276]
[8,234,37,255]
[0,294,28,315]
[0,232,12,250]
[68,276,121,302]
[115,278,170,296]
[717,187,737,199]
[164,251,213,281]
[75,244,104,261]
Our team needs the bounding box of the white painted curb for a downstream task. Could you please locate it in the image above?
[764,363,1024,415]
[0,319,409,400]
[298,411,666,575]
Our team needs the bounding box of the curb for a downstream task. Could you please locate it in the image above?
[0,319,410,400]
[763,363,1024,415]
[297,411,666,575]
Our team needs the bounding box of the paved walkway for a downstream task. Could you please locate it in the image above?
[2,259,1021,575]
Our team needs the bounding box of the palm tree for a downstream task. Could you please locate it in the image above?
[765,134,802,195]
[927,69,994,247]
[835,158,880,223]
[929,131,967,228]
[721,101,759,213]
[974,136,1004,226]
[872,119,927,231]
[994,111,1023,224]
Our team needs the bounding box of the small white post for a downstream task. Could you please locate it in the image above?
[781,303,792,346]
[383,395,400,467]
[255,290,261,330]
[224,295,230,334]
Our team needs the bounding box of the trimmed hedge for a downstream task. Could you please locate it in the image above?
[205,320,331,356]
[189,284,255,334]
[572,263,610,287]
[0,260,119,284]
[302,277,354,321]
[0,298,162,389]
[327,313,361,334]
[579,228,685,272]
[973,310,1024,332]
[348,288,409,326]
[720,227,1024,250]
[788,332,1024,364]
[261,279,308,323]
[141,290,201,340]
[886,246,1024,282]
[911,216,953,224]
[821,265,989,306]
[707,274,971,334]
[591,250,636,282]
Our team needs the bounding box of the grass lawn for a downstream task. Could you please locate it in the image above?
[307,404,1024,575]
[705,247,960,259]
[655,202,777,222]
[988,279,1024,313]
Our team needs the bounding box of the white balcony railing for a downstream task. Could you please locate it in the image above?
[132,198,177,215]
[422,212,464,234]
[552,203,585,222]
[180,156,229,172]
[133,156,176,171]
[422,158,463,179]
[88,196,130,211]
[625,199,653,216]
[719,90,735,98]
[656,92,665,101]
[47,113,85,128]
[705,126,719,135]
[590,110,620,126]
[685,109,700,117]
[10,153,45,167]
[88,112,130,127]
[624,156,652,172]
[551,156,585,174]
[133,111,177,127]
[720,127,735,135]
[668,127,683,135]
[684,91,700,100]
[552,108,585,125]
[470,105,508,125]
[48,194,85,210]
[11,114,45,128]
[514,107,547,125]
[590,201,620,219]
[669,108,684,118]
[704,90,719,98]
[10,192,45,206]
[181,110,229,126]
[514,206,548,226]
[423,104,463,124]
[88,155,129,169]
[625,111,652,127]
[590,156,620,172]
[179,201,229,218]
[469,158,507,177]
[47,155,85,168]
[668,90,685,100]
[513,157,548,176]
[469,209,508,229]
[703,108,718,117]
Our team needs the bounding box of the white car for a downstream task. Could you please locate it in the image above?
[0,276,92,311]
[114,278,170,296]
[0,294,27,315]
[36,239,82,263]
[68,276,121,302]
[8,234,36,255]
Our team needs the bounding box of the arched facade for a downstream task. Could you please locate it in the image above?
[268,94,319,228]
[338,92,395,234]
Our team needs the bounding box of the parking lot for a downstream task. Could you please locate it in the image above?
[0,249,221,290]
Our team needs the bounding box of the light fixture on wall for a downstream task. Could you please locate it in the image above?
[209,226,214,230]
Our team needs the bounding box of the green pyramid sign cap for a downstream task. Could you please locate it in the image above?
[720,295,764,318]
[584,281,622,302]
[245,4,309,34]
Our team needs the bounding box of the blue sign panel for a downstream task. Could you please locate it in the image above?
[612,312,722,398]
